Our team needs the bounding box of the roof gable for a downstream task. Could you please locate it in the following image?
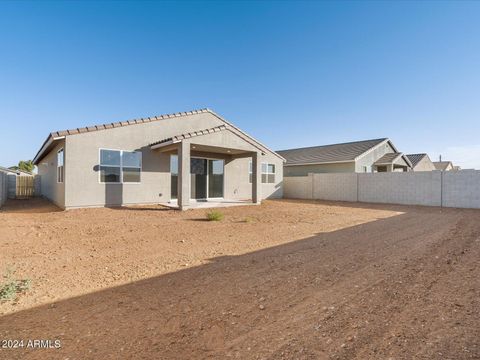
[277,138,389,166]
[33,109,284,164]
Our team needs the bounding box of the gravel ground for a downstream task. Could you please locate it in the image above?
[0,198,479,359]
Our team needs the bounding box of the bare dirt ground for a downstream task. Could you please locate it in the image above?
[0,198,479,359]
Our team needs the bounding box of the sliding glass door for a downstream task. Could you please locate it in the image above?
[208,159,224,198]
[170,156,224,200]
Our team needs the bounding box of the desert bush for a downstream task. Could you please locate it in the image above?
[206,210,224,221]
[0,267,31,302]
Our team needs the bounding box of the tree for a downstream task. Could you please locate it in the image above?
[9,160,35,174]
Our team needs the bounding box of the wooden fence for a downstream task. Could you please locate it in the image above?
[15,176,35,198]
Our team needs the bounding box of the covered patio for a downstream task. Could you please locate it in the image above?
[150,125,264,210]
[373,152,412,172]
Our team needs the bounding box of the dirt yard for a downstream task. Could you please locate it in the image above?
[0,198,479,359]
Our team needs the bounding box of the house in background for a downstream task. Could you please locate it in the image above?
[406,153,436,172]
[433,161,454,171]
[0,166,33,176]
[277,138,412,176]
[33,109,284,210]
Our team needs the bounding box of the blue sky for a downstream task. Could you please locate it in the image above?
[1,1,480,168]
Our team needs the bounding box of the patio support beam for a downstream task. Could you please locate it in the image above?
[252,152,262,204]
[178,141,191,210]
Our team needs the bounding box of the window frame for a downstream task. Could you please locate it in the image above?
[98,148,142,184]
[57,148,64,183]
[249,161,276,184]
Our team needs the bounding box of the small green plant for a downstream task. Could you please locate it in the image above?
[0,267,31,302]
[206,210,224,221]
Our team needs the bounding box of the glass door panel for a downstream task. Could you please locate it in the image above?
[191,158,207,199]
[208,159,224,198]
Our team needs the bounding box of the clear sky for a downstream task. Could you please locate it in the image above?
[1,1,480,169]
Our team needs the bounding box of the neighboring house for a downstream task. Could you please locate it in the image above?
[433,161,454,171]
[33,109,284,210]
[452,166,462,171]
[0,166,33,176]
[277,138,412,176]
[406,154,436,172]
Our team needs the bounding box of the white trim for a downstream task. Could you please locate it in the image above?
[56,148,64,183]
[33,135,65,165]
[98,148,142,184]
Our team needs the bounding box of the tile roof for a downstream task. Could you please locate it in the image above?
[406,153,427,168]
[277,138,388,165]
[149,125,227,147]
[373,152,403,165]
[33,108,286,164]
[50,108,211,138]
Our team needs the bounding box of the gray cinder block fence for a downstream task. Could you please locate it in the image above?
[284,170,480,209]
[0,172,7,207]
[0,174,41,208]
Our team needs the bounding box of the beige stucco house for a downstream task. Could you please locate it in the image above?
[33,109,284,210]
[277,138,412,176]
[433,161,454,171]
[406,154,436,172]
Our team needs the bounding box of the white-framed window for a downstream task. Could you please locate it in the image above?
[262,163,275,183]
[249,162,276,184]
[99,149,142,183]
[57,148,64,183]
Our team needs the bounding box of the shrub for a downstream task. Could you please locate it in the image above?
[0,267,31,302]
[206,210,224,221]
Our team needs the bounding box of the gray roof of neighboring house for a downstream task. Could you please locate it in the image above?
[406,153,428,168]
[433,161,453,171]
[373,152,403,165]
[276,138,389,165]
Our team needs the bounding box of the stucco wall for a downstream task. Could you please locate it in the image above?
[284,170,480,209]
[284,162,355,176]
[37,140,65,208]
[38,112,282,208]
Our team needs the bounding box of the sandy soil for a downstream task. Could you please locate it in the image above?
[0,198,479,359]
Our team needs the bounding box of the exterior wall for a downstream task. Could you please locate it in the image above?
[224,155,283,200]
[412,157,436,172]
[356,141,395,172]
[37,112,282,208]
[283,170,480,209]
[284,162,355,176]
[37,140,66,208]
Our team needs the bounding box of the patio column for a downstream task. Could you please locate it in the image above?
[252,152,262,204]
[177,141,191,210]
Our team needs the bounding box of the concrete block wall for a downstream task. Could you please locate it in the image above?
[358,172,442,207]
[313,173,358,202]
[283,175,313,199]
[0,172,6,207]
[284,170,480,209]
[443,170,480,209]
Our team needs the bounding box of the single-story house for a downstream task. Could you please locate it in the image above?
[433,161,454,171]
[406,153,436,172]
[33,109,284,210]
[277,138,412,176]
